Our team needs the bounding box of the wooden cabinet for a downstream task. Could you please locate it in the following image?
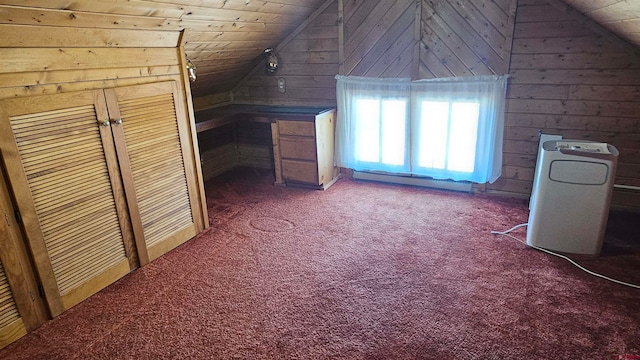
[271,109,339,190]
[0,81,206,318]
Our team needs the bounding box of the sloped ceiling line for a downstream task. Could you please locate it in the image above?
[553,0,640,56]
[230,0,337,96]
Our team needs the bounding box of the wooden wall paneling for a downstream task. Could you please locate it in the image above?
[514,20,597,39]
[493,0,640,208]
[392,55,417,78]
[0,1,329,97]
[199,122,238,182]
[546,0,640,50]
[198,124,237,153]
[377,27,416,78]
[509,68,640,85]
[191,60,258,76]
[248,74,338,88]
[425,12,500,76]
[0,74,184,101]
[419,0,516,76]
[510,52,640,70]
[450,0,509,57]
[506,113,640,134]
[348,4,415,77]
[0,3,307,30]
[0,0,187,18]
[419,39,455,78]
[200,143,239,182]
[343,0,413,76]
[338,0,345,75]
[231,0,337,106]
[421,23,476,77]
[0,25,181,48]
[192,93,232,112]
[343,0,379,42]
[188,48,261,61]
[0,27,184,100]
[0,6,169,29]
[0,66,180,94]
[234,84,337,104]
[236,120,274,169]
[412,0,423,79]
[511,35,628,54]
[238,146,275,169]
[0,48,179,74]
[192,71,248,101]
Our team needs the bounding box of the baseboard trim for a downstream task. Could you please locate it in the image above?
[352,171,472,193]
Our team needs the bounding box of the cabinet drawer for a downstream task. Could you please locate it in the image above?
[282,159,318,184]
[278,120,315,137]
[279,137,316,161]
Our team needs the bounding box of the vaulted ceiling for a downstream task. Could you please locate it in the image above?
[1,0,638,98]
[562,0,640,49]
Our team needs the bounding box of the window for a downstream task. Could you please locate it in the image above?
[335,75,508,184]
[414,99,480,175]
[355,98,408,170]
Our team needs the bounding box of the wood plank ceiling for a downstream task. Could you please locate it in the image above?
[0,0,327,98]
[0,0,638,99]
[561,0,640,49]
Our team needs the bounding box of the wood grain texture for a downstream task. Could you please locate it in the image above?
[200,142,239,181]
[0,167,49,333]
[0,245,27,349]
[488,0,640,208]
[2,0,639,102]
[114,82,199,261]
[0,0,329,97]
[560,0,640,49]
[0,90,130,317]
[271,122,284,184]
[419,0,517,76]
[232,0,339,106]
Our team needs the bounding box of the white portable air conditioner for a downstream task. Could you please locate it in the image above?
[526,140,619,256]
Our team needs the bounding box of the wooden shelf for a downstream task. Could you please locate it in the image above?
[195,105,335,132]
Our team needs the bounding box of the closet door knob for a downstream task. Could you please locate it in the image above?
[100,120,110,127]
[111,118,123,125]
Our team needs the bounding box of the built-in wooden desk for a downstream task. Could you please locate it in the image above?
[195,105,339,190]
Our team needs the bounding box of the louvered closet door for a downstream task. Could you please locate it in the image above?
[105,81,199,261]
[0,260,26,349]
[0,91,133,317]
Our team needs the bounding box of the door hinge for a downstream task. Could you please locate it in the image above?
[14,210,22,224]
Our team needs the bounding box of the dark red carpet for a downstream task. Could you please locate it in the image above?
[2,168,639,359]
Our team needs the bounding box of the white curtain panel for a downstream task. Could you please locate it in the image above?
[335,75,508,184]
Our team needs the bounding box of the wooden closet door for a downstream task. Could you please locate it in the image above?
[105,81,200,261]
[0,167,48,349]
[0,256,26,349]
[0,91,134,317]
